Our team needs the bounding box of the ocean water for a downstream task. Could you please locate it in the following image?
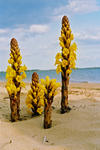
[0,68,100,83]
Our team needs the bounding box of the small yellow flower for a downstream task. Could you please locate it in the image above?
[66,69,72,74]
[33,92,36,97]
[69,42,77,51]
[59,37,63,42]
[6,66,12,73]
[38,100,44,106]
[14,62,18,69]
[20,81,26,88]
[17,87,20,92]
[62,59,68,68]
[7,87,11,95]
[37,108,43,114]
[40,79,45,85]
[16,75,22,82]
[33,98,37,104]
[14,54,17,59]
[56,64,62,74]
[61,33,66,40]
[46,76,50,87]
[44,98,47,104]
[70,34,74,40]
[66,39,71,46]
[8,59,14,64]
[55,53,62,60]
[27,104,33,109]
[28,94,33,100]
[21,72,26,79]
[55,59,61,65]
[70,61,76,69]
[67,30,70,36]
[17,56,22,63]
[19,60,22,65]
[48,92,52,98]
[19,65,27,72]
[59,41,65,48]
[62,48,69,58]
[10,53,13,58]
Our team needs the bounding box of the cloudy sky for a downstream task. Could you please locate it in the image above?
[0,0,100,71]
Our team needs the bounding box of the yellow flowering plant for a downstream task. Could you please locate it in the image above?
[40,76,60,129]
[26,72,44,116]
[55,16,77,113]
[6,38,27,121]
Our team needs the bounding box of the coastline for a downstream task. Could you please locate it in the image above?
[0,82,100,150]
[1,67,100,83]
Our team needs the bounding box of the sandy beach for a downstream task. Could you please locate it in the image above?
[0,82,100,150]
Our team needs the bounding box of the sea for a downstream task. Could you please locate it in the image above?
[0,68,100,83]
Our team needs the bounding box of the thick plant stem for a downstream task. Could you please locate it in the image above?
[6,38,27,122]
[61,71,71,113]
[44,103,52,129]
[10,91,20,122]
[10,38,21,122]
[55,16,77,113]
[42,76,60,129]
[16,91,21,119]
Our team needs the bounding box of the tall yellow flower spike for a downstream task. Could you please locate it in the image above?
[55,16,77,113]
[26,72,44,116]
[6,38,27,122]
[40,76,60,129]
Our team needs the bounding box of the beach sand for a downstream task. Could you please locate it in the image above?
[0,82,100,150]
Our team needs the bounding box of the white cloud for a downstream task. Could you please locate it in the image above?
[0,24,59,71]
[2,23,100,71]
[0,37,9,42]
[54,0,100,15]
[29,24,49,33]
[0,29,8,34]
[75,29,100,41]
[0,24,49,52]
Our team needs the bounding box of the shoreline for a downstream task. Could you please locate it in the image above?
[1,81,100,87]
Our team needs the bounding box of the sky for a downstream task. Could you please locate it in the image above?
[0,0,100,71]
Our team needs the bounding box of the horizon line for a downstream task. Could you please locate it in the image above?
[0,67,100,72]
